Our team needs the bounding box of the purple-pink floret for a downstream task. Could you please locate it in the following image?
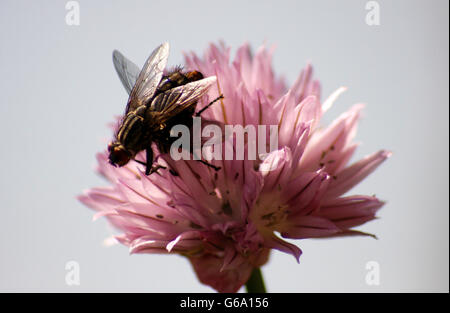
[79,42,390,292]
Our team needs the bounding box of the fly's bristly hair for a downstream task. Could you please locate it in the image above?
[109,42,222,175]
[165,64,184,74]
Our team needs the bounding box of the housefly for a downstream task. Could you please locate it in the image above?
[108,42,222,175]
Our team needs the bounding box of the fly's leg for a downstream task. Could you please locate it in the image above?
[148,164,167,175]
[197,159,221,171]
[145,148,154,175]
[144,148,167,175]
[133,159,147,166]
[190,140,221,172]
[195,94,224,117]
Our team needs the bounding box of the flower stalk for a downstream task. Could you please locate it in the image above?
[245,267,266,293]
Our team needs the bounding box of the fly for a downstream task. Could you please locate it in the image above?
[108,43,223,175]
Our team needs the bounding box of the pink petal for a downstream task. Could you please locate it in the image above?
[299,104,364,173]
[286,170,330,215]
[319,195,384,220]
[221,245,246,272]
[264,234,302,262]
[189,253,253,293]
[166,231,202,252]
[325,150,392,199]
[260,147,293,190]
[77,186,124,212]
[129,237,170,254]
[290,63,313,104]
[322,86,347,113]
[280,215,340,239]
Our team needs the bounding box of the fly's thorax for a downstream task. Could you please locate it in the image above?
[150,69,205,111]
[156,70,203,94]
[157,71,188,94]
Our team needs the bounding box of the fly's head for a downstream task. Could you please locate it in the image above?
[108,142,132,167]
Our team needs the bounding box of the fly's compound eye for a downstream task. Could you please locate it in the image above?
[108,144,131,167]
[108,142,114,152]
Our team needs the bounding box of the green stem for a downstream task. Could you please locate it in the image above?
[245,267,266,293]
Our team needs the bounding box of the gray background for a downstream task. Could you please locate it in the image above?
[0,0,448,292]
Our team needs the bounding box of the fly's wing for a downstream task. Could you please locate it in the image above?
[112,50,140,95]
[151,76,217,118]
[126,42,170,113]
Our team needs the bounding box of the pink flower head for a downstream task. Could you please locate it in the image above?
[79,42,390,292]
